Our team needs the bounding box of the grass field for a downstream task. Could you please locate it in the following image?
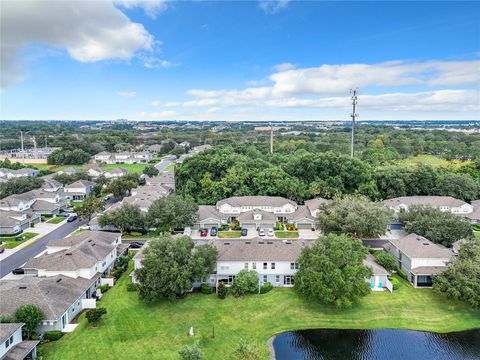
[41,267,480,360]
[275,231,299,238]
[0,232,38,249]
[218,231,242,238]
[47,217,66,224]
[396,155,470,169]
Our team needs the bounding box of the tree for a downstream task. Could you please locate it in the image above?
[76,195,105,221]
[398,206,473,247]
[0,177,44,199]
[103,174,138,198]
[146,195,199,232]
[231,270,259,297]
[98,203,144,233]
[318,195,392,238]
[47,149,90,165]
[217,282,227,299]
[179,342,204,360]
[171,146,186,158]
[373,251,397,272]
[53,171,90,186]
[14,304,43,339]
[433,238,480,308]
[85,307,107,326]
[143,165,159,177]
[294,234,372,308]
[135,235,218,302]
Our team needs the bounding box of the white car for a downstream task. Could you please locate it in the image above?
[267,229,274,237]
[258,228,265,236]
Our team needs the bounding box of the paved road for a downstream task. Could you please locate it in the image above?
[0,197,120,278]
[154,155,176,172]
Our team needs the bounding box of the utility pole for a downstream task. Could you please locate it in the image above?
[20,131,25,163]
[270,123,273,154]
[350,89,358,158]
[45,135,48,148]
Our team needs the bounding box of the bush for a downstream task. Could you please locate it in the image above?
[99,284,109,293]
[43,331,63,342]
[397,269,408,280]
[234,339,262,360]
[217,282,227,299]
[285,223,297,231]
[179,342,203,360]
[219,224,229,231]
[113,268,123,279]
[389,277,400,290]
[129,231,143,237]
[260,282,273,294]
[0,315,13,323]
[373,251,397,272]
[86,307,107,325]
[230,221,241,231]
[200,283,213,294]
[274,222,284,231]
[231,270,258,297]
[126,283,138,292]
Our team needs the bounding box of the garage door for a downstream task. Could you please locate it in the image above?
[202,223,219,229]
[297,223,314,230]
[241,223,256,229]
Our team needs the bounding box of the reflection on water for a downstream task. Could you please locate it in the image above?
[272,329,480,360]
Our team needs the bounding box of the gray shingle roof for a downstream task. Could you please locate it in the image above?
[214,239,310,261]
[410,266,447,275]
[197,206,227,222]
[304,197,331,212]
[238,209,276,222]
[384,196,468,208]
[288,205,315,221]
[0,275,99,320]
[3,340,40,360]
[66,180,94,188]
[363,253,389,275]
[0,323,23,345]
[217,196,296,208]
[384,233,452,259]
[46,230,120,248]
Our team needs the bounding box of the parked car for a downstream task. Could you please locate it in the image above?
[210,227,218,236]
[241,228,248,236]
[12,268,24,275]
[200,228,208,237]
[58,212,69,217]
[103,195,111,201]
[258,228,265,236]
[67,215,77,222]
[267,228,274,237]
[129,241,143,249]
[0,247,5,254]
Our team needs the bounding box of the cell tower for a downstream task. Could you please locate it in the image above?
[350,89,358,158]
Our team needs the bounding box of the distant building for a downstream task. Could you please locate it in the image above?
[0,168,39,180]
[93,151,152,164]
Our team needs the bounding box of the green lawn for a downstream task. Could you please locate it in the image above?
[41,268,480,360]
[218,231,242,238]
[163,163,176,171]
[474,231,480,238]
[32,164,84,172]
[47,217,66,224]
[275,231,299,238]
[0,232,38,249]
[32,163,149,174]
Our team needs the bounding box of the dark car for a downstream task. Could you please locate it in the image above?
[12,268,24,275]
[241,228,248,237]
[67,215,77,222]
[129,242,143,249]
[0,247,5,254]
[199,228,208,237]
[210,227,218,236]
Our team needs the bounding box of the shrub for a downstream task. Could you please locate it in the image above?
[234,339,262,360]
[397,269,408,280]
[43,331,63,342]
[217,282,227,299]
[219,224,229,231]
[231,270,258,297]
[113,268,123,279]
[389,277,400,290]
[99,284,109,293]
[129,231,143,237]
[200,283,213,294]
[274,222,284,231]
[230,221,241,231]
[0,315,13,323]
[179,342,204,360]
[285,223,297,231]
[86,307,107,325]
[126,283,138,292]
[373,251,397,272]
[260,282,273,294]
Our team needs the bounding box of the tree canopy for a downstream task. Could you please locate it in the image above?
[0,176,44,199]
[318,195,392,239]
[76,195,105,221]
[294,234,372,308]
[146,195,198,232]
[231,270,259,296]
[98,203,144,233]
[135,235,218,302]
[14,304,43,339]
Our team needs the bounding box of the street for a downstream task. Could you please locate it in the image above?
[154,155,176,172]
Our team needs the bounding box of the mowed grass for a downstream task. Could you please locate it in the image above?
[0,232,38,248]
[275,231,299,238]
[396,155,470,169]
[42,268,480,360]
[217,231,242,238]
[46,217,66,224]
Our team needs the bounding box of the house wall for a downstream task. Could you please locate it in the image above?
[217,203,297,215]
[0,327,23,358]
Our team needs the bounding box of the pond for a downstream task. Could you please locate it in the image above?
[272,329,480,360]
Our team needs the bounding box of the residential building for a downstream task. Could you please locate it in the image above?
[0,189,67,215]
[63,180,94,200]
[0,323,39,360]
[57,167,81,176]
[0,168,39,180]
[384,196,474,215]
[195,196,329,230]
[0,210,40,235]
[104,168,128,179]
[87,167,104,178]
[23,231,123,279]
[383,233,453,287]
[465,200,480,224]
[93,151,152,164]
[0,275,99,334]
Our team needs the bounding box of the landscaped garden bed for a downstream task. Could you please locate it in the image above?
[275,231,299,238]
[218,231,242,238]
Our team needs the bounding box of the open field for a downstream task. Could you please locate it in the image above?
[0,232,38,249]
[41,268,480,360]
[396,155,470,169]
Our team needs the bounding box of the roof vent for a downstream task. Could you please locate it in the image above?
[91,243,96,247]
[88,239,93,242]
[56,278,62,283]
[224,242,230,245]
[65,252,72,256]
[258,241,264,244]
[245,241,251,244]
[267,241,273,244]
[19,285,27,289]
[423,243,430,246]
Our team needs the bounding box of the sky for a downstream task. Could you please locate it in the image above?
[1,0,479,122]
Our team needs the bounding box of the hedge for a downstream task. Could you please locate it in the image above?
[43,331,63,342]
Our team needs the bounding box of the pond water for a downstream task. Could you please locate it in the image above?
[272,329,480,360]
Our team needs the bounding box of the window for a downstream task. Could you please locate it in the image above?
[275,275,280,283]
[285,275,293,285]
[263,262,267,270]
[228,275,234,284]
[290,263,299,270]
[271,262,275,269]
[252,262,256,270]
[72,308,75,313]
[263,275,267,283]
[244,263,249,270]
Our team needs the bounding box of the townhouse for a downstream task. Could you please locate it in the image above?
[384,196,474,216]
[93,151,152,164]
[0,168,39,180]
[87,167,128,179]
[0,323,39,360]
[383,233,453,287]
[63,180,94,200]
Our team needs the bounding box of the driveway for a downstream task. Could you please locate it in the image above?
[154,155,176,172]
[298,229,321,239]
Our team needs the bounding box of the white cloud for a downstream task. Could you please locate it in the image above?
[118,91,137,97]
[140,55,178,69]
[259,0,290,14]
[272,62,296,72]
[1,0,155,89]
[114,0,168,19]
[150,100,181,107]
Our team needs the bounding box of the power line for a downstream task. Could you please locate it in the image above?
[350,89,358,158]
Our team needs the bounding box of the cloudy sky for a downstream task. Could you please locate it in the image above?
[1,0,479,121]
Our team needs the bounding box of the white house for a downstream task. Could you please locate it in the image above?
[93,151,152,165]
[87,167,105,178]
[0,210,40,235]
[63,180,94,200]
[0,323,39,359]
[0,168,39,180]
[104,168,128,179]
[384,196,474,215]
[383,233,453,287]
